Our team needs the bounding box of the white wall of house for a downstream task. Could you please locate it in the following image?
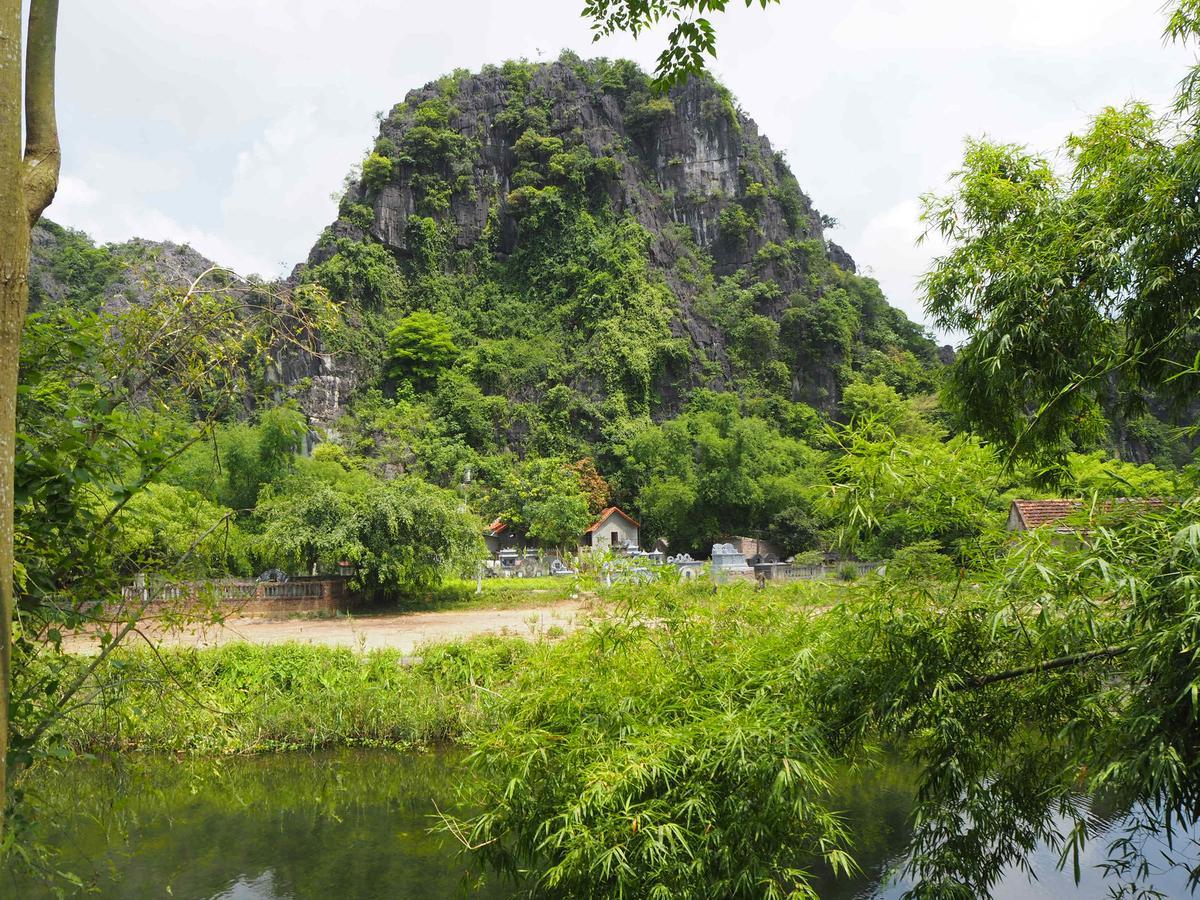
[585,512,639,551]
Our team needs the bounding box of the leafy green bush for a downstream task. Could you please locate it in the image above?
[112,483,251,576]
[455,585,856,898]
[361,153,395,190]
[303,237,403,309]
[386,311,458,387]
[257,467,483,593]
[718,204,757,251]
[885,540,953,583]
[625,95,674,137]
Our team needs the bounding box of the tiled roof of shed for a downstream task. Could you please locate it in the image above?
[584,506,640,534]
[1012,499,1083,528]
[1011,498,1167,530]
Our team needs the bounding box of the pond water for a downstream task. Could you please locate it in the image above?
[5,750,1195,899]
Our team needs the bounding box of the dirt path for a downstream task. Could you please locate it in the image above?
[63,601,588,656]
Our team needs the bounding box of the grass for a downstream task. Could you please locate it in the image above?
[45,581,839,757]
[394,574,594,611]
[50,637,530,755]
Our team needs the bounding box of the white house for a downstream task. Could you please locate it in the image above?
[580,506,640,553]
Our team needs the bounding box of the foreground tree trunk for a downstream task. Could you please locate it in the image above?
[0,0,59,837]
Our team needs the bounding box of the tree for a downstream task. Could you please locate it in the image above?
[582,0,780,87]
[921,7,1200,465]
[347,477,484,595]
[525,493,593,552]
[257,459,484,595]
[386,311,458,388]
[111,483,251,577]
[1,0,61,834]
[487,456,596,549]
[617,393,823,553]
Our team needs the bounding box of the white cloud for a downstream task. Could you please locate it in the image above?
[847,199,948,335]
[52,175,277,279]
[219,104,364,279]
[53,174,99,211]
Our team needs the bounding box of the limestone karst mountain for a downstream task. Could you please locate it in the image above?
[29,57,942,447]
[293,56,939,438]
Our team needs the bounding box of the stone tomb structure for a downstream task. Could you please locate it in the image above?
[710,543,755,582]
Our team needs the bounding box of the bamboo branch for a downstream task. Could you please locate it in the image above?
[22,0,58,223]
[433,799,498,851]
[957,645,1131,691]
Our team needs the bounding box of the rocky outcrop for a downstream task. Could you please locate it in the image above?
[298,59,939,423]
[28,220,343,427]
[316,63,823,274]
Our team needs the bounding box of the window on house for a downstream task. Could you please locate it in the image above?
[611,530,619,547]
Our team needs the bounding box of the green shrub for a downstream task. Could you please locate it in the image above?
[361,153,395,191]
[625,95,674,137]
[455,585,857,898]
[886,540,954,582]
[341,202,375,230]
[386,311,458,386]
[718,204,757,251]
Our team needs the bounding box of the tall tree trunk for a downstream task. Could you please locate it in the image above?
[0,0,25,839]
[0,0,59,837]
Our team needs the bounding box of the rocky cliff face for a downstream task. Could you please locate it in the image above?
[298,58,939,432]
[27,221,343,425]
[332,67,822,266]
[30,222,222,316]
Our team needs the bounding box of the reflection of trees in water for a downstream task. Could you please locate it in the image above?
[12,750,1197,899]
[812,761,1199,900]
[11,750,503,900]
[805,759,918,899]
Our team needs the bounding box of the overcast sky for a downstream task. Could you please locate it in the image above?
[46,1,1192,339]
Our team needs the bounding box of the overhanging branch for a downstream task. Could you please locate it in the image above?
[957,645,1131,691]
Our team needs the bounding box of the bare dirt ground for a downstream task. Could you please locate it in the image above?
[63,600,589,656]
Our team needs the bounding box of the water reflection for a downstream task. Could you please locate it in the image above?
[9,750,502,899]
[810,761,1198,899]
[6,750,1197,898]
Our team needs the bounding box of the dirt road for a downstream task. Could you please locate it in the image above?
[63,600,588,656]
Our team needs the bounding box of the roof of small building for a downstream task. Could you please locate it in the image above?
[1010,498,1167,530]
[485,518,508,535]
[584,506,640,533]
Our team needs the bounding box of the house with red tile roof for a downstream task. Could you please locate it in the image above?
[1007,498,1167,532]
[580,506,640,553]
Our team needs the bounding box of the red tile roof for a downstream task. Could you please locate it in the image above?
[1010,498,1167,530]
[584,506,640,534]
[1011,499,1082,529]
[486,518,508,535]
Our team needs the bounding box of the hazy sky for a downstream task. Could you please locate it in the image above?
[46,1,1193,338]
